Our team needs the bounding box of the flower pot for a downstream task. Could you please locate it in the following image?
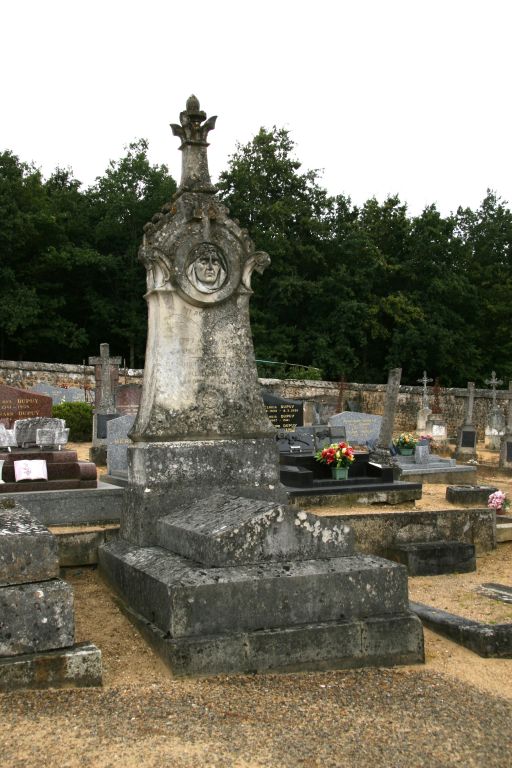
[398,447,414,456]
[331,466,348,481]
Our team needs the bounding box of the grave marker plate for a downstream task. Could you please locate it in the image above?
[0,385,52,428]
[262,392,304,431]
[14,460,48,482]
[328,411,382,445]
[461,429,477,449]
[507,441,512,463]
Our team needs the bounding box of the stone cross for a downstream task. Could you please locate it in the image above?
[465,381,475,426]
[88,343,122,414]
[416,370,433,410]
[485,370,503,409]
[370,368,402,467]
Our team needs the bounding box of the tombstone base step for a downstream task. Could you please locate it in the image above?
[0,642,102,690]
[386,541,476,576]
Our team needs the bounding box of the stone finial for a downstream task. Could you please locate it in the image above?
[170,96,218,196]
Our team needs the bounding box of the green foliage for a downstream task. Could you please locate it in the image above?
[52,402,93,442]
[2,129,512,387]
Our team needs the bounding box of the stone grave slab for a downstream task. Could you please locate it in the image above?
[157,494,354,566]
[328,411,382,446]
[0,385,52,429]
[0,643,102,691]
[446,485,498,506]
[29,383,85,404]
[0,499,59,586]
[14,418,65,448]
[106,414,135,477]
[387,540,476,576]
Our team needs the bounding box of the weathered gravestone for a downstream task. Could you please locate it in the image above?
[416,370,432,432]
[369,368,401,467]
[14,418,66,448]
[29,383,86,404]
[99,96,423,676]
[456,382,478,458]
[115,384,142,416]
[328,411,382,446]
[106,414,136,481]
[88,343,122,464]
[0,498,102,690]
[262,391,304,431]
[0,384,52,428]
[485,371,505,451]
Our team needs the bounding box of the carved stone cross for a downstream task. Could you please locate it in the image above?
[88,343,122,414]
[484,370,503,409]
[417,370,433,410]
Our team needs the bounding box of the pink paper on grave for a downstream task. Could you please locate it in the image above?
[14,459,48,482]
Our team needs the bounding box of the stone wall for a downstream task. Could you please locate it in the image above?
[0,360,508,439]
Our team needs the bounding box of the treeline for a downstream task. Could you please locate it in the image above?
[1,129,511,386]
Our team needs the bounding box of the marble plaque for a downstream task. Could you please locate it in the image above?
[14,460,48,482]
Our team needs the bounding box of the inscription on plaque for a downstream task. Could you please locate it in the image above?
[262,392,304,432]
[461,429,477,449]
[0,384,52,428]
[507,440,512,463]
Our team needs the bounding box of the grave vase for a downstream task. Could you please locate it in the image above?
[331,466,348,481]
[398,447,414,456]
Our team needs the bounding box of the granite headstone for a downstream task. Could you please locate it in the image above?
[328,411,382,446]
[0,385,52,429]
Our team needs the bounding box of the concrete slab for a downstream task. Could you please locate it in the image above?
[10,482,124,526]
[0,500,59,586]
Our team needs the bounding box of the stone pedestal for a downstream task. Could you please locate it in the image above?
[485,407,505,451]
[455,426,478,459]
[425,416,448,444]
[500,433,512,469]
[416,407,432,433]
[0,499,102,690]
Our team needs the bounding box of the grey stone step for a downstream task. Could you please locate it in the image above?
[99,539,409,639]
[0,578,74,656]
[0,643,102,690]
[8,482,124,526]
[121,601,424,677]
[50,524,120,566]
[386,541,476,576]
[0,500,59,586]
[496,523,512,543]
[156,493,354,566]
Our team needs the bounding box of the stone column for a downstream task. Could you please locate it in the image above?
[369,368,401,468]
[121,97,283,546]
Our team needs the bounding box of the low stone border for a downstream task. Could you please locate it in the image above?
[410,601,512,658]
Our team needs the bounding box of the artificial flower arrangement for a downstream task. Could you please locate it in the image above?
[315,441,356,468]
[487,490,510,515]
[393,432,417,449]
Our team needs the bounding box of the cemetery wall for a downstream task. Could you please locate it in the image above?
[0,361,507,439]
[0,360,143,400]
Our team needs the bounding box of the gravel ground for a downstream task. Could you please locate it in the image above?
[1,444,511,766]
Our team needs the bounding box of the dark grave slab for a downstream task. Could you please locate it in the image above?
[262,391,304,431]
[0,385,52,429]
[461,428,477,449]
[0,499,59,586]
[446,485,498,506]
[507,440,512,463]
[157,493,354,566]
[387,541,476,576]
[328,411,382,446]
[116,384,142,416]
[0,449,97,493]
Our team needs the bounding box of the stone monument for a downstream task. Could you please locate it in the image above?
[484,371,505,451]
[88,343,122,464]
[369,367,402,468]
[456,381,478,459]
[100,97,423,676]
[416,370,432,433]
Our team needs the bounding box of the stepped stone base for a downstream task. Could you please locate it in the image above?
[100,492,424,677]
[122,602,424,677]
[0,643,102,691]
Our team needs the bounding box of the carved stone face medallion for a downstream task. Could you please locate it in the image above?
[186,243,227,294]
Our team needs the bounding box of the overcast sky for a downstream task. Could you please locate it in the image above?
[2,0,511,215]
